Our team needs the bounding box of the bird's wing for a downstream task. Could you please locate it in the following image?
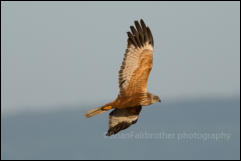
[118,19,154,96]
[106,106,142,136]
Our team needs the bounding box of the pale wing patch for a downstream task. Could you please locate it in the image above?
[119,46,139,91]
[118,19,154,96]
[119,46,153,95]
[106,106,142,136]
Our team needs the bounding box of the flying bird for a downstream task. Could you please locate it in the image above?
[85,19,161,136]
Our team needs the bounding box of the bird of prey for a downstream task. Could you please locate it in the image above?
[85,19,161,136]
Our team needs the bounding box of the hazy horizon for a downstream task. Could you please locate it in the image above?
[2,94,240,117]
[2,97,240,160]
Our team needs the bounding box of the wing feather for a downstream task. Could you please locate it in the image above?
[134,21,142,33]
[130,26,137,35]
[106,106,142,136]
[118,19,154,96]
[127,32,138,47]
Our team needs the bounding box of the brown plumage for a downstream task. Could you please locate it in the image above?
[85,19,161,136]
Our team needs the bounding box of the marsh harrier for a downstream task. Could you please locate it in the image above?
[85,19,161,136]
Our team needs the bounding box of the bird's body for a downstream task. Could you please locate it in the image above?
[107,92,156,109]
[85,19,161,136]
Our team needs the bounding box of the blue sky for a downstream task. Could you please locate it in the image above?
[1,1,240,114]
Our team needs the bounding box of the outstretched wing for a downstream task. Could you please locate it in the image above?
[106,106,142,136]
[118,19,154,96]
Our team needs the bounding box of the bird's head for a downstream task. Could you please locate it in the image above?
[151,94,161,104]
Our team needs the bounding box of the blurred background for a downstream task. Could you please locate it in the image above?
[1,1,240,160]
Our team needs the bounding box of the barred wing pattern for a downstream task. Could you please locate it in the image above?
[106,106,142,136]
[118,19,154,96]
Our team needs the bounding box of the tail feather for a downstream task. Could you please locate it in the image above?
[85,106,112,118]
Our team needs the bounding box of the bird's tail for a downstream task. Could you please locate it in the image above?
[85,105,113,118]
